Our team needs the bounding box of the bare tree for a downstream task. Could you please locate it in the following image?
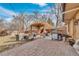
[47,18,54,26]
[11,14,25,31]
[10,13,32,31]
[0,18,6,29]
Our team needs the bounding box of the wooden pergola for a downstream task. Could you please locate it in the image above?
[62,3,79,39]
[63,3,79,23]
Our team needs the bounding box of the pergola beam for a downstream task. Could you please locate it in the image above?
[62,7,79,14]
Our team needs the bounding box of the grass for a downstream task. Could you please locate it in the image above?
[0,35,29,52]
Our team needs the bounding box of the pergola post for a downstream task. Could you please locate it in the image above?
[68,18,74,38]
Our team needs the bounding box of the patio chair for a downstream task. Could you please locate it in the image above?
[18,33,29,41]
[43,33,53,40]
[28,32,37,40]
[68,38,75,46]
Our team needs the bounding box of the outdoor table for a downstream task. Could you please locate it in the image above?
[51,31,71,41]
[57,33,72,41]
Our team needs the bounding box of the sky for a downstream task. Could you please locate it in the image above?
[0,3,56,21]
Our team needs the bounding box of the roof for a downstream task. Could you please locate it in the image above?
[30,22,53,29]
[31,22,44,27]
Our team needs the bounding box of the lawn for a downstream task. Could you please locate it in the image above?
[0,35,26,52]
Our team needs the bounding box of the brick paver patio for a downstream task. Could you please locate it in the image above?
[0,39,78,56]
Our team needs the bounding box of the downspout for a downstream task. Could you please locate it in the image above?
[62,3,66,22]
